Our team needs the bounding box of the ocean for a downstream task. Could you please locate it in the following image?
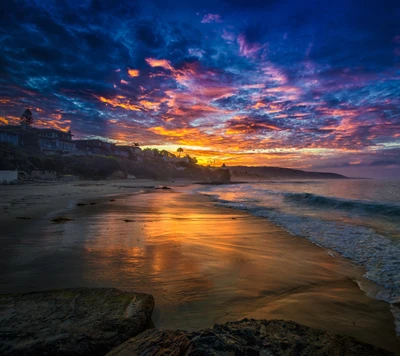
[198,179,400,303]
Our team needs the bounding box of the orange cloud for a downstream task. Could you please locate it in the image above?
[139,100,160,111]
[0,116,19,125]
[97,95,141,111]
[128,69,140,77]
[146,58,174,71]
[149,126,199,138]
[252,102,266,109]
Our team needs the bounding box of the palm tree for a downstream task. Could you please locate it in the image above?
[177,147,184,157]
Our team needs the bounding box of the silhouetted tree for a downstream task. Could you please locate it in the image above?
[20,109,33,127]
[177,147,183,157]
[185,154,197,165]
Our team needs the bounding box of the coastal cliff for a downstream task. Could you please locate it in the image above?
[230,166,347,180]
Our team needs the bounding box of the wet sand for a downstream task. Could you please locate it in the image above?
[0,179,178,229]
[1,186,399,353]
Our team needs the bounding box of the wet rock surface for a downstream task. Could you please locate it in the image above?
[106,318,392,356]
[0,288,154,356]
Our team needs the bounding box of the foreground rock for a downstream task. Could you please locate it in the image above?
[0,288,154,356]
[107,318,392,356]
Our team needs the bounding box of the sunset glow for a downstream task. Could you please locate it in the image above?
[1,0,400,177]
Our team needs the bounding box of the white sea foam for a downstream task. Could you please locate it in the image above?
[197,181,400,334]
[214,200,400,298]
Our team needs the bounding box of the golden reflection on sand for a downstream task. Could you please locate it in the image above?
[74,191,400,352]
[24,190,399,353]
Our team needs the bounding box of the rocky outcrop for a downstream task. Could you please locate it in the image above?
[106,318,392,356]
[210,168,231,184]
[0,288,154,356]
[197,168,231,184]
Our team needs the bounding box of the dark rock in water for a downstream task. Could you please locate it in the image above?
[106,319,392,356]
[156,186,172,190]
[0,288,154,356]
[76,203,88,207]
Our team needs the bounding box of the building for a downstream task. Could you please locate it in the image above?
[35,128,76,153]
[113,146,130,158]
[142,149,154,157]
[132,147,142,155]
[0,129,21,146]
[0,125,76,154]
[162,155,177,162]
[0,122,146,159]
[177,157,190,164]
[113,145,142,158]
[75,139,115,155]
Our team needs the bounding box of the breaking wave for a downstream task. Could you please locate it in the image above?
[283,192,400,217]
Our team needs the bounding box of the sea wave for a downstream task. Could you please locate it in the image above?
[202,192,400,302]
[283,192,400,217]
[199,183,400,336]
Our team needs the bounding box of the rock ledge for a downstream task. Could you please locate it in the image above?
[0,288,154,356]
[107,318,392,356]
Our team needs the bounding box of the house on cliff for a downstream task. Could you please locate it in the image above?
[34,128,76,153]
[75,139,115,155]
[0,128,21,146]
[113,145,143,161]
[0,124,76,153]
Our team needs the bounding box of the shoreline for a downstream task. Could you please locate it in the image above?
[1,181,399,353]
[0,179,191,229]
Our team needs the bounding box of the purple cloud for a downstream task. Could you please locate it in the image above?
[201,14,222,24]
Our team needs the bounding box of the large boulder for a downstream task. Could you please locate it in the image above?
[0,288,154,356]
[106,318,392,356]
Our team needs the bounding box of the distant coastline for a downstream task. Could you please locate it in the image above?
[229,165,347,180]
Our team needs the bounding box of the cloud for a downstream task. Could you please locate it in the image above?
[237,34,266,58]
[201,14,222,23]
[128,69,140,77]
[145,58,174,71]
[0,0,399,175]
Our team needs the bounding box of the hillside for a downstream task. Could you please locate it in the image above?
[229,166,347,180]
[0,142,231,183]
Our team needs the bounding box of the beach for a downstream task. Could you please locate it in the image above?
[1,181,399,354]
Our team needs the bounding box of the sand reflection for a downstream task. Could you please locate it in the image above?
[1,190,399,352]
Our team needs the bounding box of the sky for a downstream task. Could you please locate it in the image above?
[1,0,400,178]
